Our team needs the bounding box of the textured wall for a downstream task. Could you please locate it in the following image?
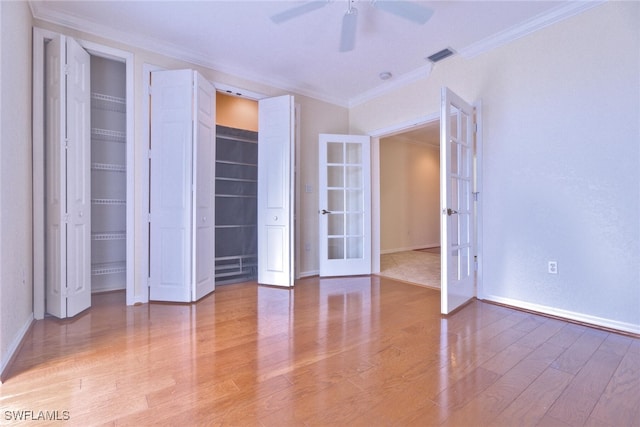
[350,1,640,332]
[1,0,34,377]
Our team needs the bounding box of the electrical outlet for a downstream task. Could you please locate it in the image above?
[548,261,558,274]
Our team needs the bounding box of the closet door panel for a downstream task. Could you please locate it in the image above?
[149,70,193,302]
[65,36,92,317]
[193,73,216,301]
[45,35,66,318]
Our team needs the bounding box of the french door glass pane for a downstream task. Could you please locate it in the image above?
[328,214,344,236]
[328,238,344,259]
[346,189,362,211]
[328,166,344,187]
[345,143,361,164]
[345,166,362,187]
[346,213,363,235]
[327,142,343,163]
[346,237,363,259]
[328,189,344,211]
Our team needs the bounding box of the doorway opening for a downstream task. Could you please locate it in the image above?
[33,28,135,319]
[378,121,441,289]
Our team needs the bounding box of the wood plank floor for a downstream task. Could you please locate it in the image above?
[1,276,638,426]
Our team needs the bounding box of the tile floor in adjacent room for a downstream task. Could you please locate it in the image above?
[379,248,441,289]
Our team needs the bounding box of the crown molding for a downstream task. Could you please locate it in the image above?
[29,1,349,108]
[458,0,606,59]
[30,0,606,109]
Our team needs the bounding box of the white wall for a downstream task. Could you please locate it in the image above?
[351,1,640,333]
[380,138,439,253]
[1,0,34,379]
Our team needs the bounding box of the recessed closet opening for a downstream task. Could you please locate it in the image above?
[34,28,134,319]
[214,92,259,285]
[89,55,127,293]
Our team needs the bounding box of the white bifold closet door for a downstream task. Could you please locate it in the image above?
[45,35,92,318]
[257,95,295,287]
[149,70,216,302]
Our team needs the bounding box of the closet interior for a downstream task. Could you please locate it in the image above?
[215,125,258,284]
[90,56,127,293]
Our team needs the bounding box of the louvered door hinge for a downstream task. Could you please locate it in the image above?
[472,192,479,202]
[64,213,70,224]
[64,64,70,76]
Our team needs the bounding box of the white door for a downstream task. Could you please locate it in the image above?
[149,70,195,302]
[441,87,476,314]
[45,35,91,318]
[149,70,216,302]
[192,73,216,301]
[257,95,295,287]
[318,134,371,276]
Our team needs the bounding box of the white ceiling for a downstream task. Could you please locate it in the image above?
[30,1,601,107]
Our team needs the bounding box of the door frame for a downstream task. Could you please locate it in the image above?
[33,27,136,318]
[369,107,483,298]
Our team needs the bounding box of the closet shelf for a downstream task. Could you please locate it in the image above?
[217,134,258,145]
[92,231,126,241]
[215,177,257,183]
[216,160,257,167]
[92,163,126,172]
[215,194,256,199]
[92,262,126,276]
[92,128,126,144]
[215,224,257,229]
[92,198,126,205]
[91,92,126,113]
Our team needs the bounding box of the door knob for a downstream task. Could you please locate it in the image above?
[321,209,331,215]
[446,208,458,216]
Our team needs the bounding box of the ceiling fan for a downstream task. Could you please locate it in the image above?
[271,0,434,52]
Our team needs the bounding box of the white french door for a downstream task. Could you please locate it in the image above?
[45,35,92,318]
[149,70,216,302]
[441,87,477,314]
[257,95,295,287]
[319,134,371,277]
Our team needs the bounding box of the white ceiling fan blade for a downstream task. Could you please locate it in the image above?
[271,1,329,24]
[339,9,358,52]
[372,0,434,25]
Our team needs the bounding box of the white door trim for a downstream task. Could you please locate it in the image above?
[32,27,136,318]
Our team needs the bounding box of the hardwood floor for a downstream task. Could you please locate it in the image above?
[1,276,638,426]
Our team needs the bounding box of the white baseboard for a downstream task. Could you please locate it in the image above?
[482,294,640,335]
[298,270,319,278]
[380,243,440,255]
[1,313,34,383]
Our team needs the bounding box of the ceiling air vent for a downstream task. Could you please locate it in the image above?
[426,48,455,63]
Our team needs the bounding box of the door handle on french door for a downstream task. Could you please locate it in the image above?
[446,208,458,216]
[321,209,331,215]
